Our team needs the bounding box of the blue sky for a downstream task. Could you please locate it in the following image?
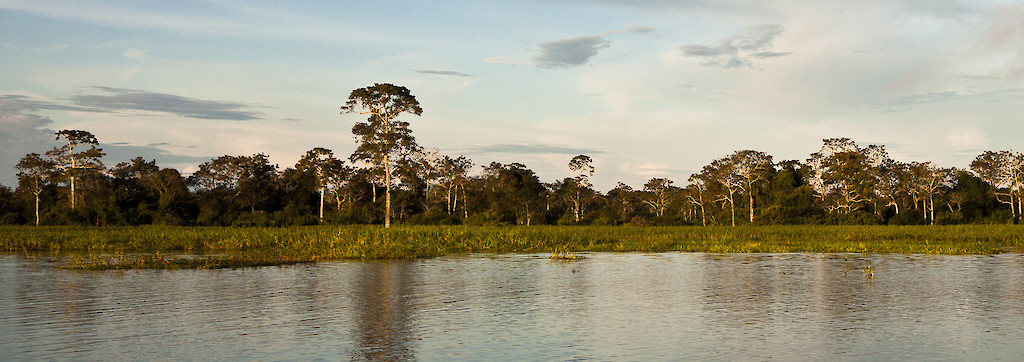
[2,0,1023,190]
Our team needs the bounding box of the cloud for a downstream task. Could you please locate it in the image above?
[0,99,59,187]
[487,25,653,69]
[616,25,655,34]
[0,97,220,186]
[417,69,474,77]
[534,35,611,68]
[482,56,532,66]
[679,24,789,68]
[532,24,655,68]
[876,89,1023,112]
[0,94,101,113]
[71,87,264,121]
[122,48,148,61]
[101,143,213,172]
[463,143,603,155]
[617,162,687,179]
[982,5,1024,80]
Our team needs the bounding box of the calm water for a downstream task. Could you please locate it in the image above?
[2,252,1024,360]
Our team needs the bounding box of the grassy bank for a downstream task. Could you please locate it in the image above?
[2,225,1022,269]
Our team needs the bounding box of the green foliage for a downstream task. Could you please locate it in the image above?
[4,225,1024,270]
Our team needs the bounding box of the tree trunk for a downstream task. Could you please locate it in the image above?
[34,190,40,226]
[319,188,325,220]
[748,192,754,223]
[70,175,76,209]
[699,199,706,227]
[730,197,736,227]
[929,195,935,225]
[384,154,392,228]
[574,189,581,223]
[461,184,468,219]
[69,154,77,210]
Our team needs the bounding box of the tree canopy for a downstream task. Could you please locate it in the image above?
[4,110,1022,227]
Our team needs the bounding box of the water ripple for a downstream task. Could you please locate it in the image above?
[2,253,1024,360]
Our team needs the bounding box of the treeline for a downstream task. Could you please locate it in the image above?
[5,83,1023,227]
[2,131,1021,227]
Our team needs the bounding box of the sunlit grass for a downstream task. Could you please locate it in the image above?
[2,224,1022,269]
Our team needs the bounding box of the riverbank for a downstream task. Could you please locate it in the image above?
[3,225,1022,269]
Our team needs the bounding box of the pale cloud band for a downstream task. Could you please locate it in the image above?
[462,143,603,156]
[417,70,474,78]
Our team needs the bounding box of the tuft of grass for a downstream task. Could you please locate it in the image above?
[2,224,1022,269]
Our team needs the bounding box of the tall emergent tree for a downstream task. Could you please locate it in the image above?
[567,154,595,223]
[15,153,54,226]
[341,83,423,228]
[45,130,105,209]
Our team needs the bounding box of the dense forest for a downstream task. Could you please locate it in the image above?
[4,84,1023,227]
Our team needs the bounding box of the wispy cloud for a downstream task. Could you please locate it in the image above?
[613,25,655,34]
[102,143,212,170]
[0,94,100,113]
[122,48,148,61]
[876,89,1024,112]
[0,1,393,46]
[463,143,603,155]
[482,56,532,66]
[679,24,789,68]
[71,87,263,121]
[417,69,474,77]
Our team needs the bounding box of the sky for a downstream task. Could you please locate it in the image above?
[1,0,1023,191]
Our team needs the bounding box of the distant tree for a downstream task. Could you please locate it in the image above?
[482,162,546,225]
[806,138,877,214]
[703,158,745,226]
[566,155,595,223]
[970,150,1022,222]
[296,148,344,221]
[874,157,909,216]
[605,182,640,224]
[15,153,54,225]
[642,178,673,218]
[686,173,711,226]
[326,161,355,212]
[728,150,773,223]
[908,162,956,225]
[437,155,473,216]
[45,130,105,209]
[413,147,443,211]
[108,157,162,224]
[148,168,191,225]
[341,83,423,228]
[192,154,279,218]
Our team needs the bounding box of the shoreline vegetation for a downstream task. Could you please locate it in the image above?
[3,225,1022,270]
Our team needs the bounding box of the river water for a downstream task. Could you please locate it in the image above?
[1,252,1023,360]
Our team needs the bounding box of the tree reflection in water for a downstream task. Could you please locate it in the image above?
[352,261,416,360]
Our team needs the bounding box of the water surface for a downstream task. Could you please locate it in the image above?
[2,253,1023,360]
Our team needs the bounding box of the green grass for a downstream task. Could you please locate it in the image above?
[2,225,1022,269]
